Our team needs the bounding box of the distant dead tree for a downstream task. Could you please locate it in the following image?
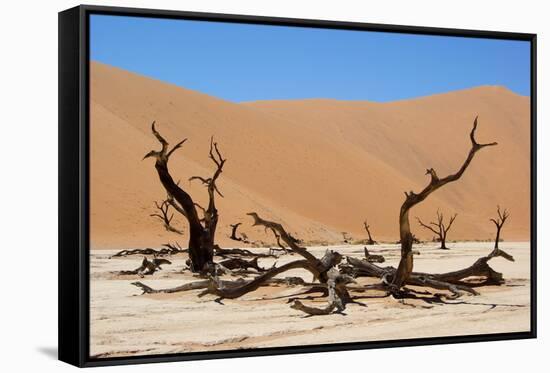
[150,199,183,234]
[228,222,253,244]
[341,232,352,244]
[143,122,226,273]
[229,222,243,241]
[363,219,377,245]
[490,206,512,253]
[416,210,457,250]
[391,117,497,292]
[490,206,514,262]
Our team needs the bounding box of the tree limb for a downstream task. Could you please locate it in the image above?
[392,117,497,290]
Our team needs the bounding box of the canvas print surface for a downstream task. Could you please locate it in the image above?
[89,14,532,358]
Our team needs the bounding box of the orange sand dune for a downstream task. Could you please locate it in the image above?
[90,61,530,249]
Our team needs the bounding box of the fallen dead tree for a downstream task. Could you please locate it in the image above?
[119,256,172,277]
[345,243,514,299]
[218,257,267,272]
[132,213,361,315]
[111,242,186,258]
[214,246,277,259]
[363,247,385,263]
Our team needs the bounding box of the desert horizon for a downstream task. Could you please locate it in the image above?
[90,61,530,250]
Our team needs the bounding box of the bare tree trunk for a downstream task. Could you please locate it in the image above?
[491,205,509,250]
[392,117,497,291]
[143,122,226,273]
[363,220,377,245]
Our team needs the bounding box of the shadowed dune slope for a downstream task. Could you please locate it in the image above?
[90,61,530,249]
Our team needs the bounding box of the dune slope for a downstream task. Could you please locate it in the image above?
[90,61,530,249]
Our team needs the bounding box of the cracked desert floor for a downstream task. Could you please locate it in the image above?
[90,242,530,358]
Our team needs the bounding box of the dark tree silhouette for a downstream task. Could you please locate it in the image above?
[391,117,497,292]
[133,213,364,315]
[143,122,226,273]
[490,205,510,250]
[363,219,377,245]
[119,256,172,277]
[150,199,184,234]
[416,210,457,250]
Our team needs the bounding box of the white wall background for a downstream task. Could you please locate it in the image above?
[0,0,546,371]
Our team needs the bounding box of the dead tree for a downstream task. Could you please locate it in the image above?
[214,246,276,259]
[229,223,243,241]
[363,247,385,263]
[218,257,267,273]
[416,210,457,250]
[490,206,510,250]
[132,213,357,315]
[246,213,343,283]
[391,117,497,292]
[228,222,255,245]
[119,256,172,277]
[346,240,515,298]
[342,232,352,244]
[363,220,377,245]
[143,122,226,273]
[291,269,361,315]
[130,117,515,315]
[267,229,290,255]
[150,199,183,234]
[111,243,185,258]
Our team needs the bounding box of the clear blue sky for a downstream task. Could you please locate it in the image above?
[90,14,530,103]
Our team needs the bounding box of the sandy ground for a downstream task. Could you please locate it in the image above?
[90,62,530,249]
[89,242,531,358]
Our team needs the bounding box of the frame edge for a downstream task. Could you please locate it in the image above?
[58,5,85,368]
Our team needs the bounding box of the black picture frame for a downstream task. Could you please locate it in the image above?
[58,4,537,368]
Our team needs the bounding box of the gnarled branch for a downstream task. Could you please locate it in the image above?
[143,122,217,272]
[150,199,183,234]
[291,269,360,316]
[119,256,172,277]
[392,117,497,290]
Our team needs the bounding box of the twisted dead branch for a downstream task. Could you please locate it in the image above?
[150,199,184,234]
[143,123,226,273]
[392,117,497,291]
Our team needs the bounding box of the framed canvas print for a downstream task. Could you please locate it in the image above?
[58,5,537,367]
